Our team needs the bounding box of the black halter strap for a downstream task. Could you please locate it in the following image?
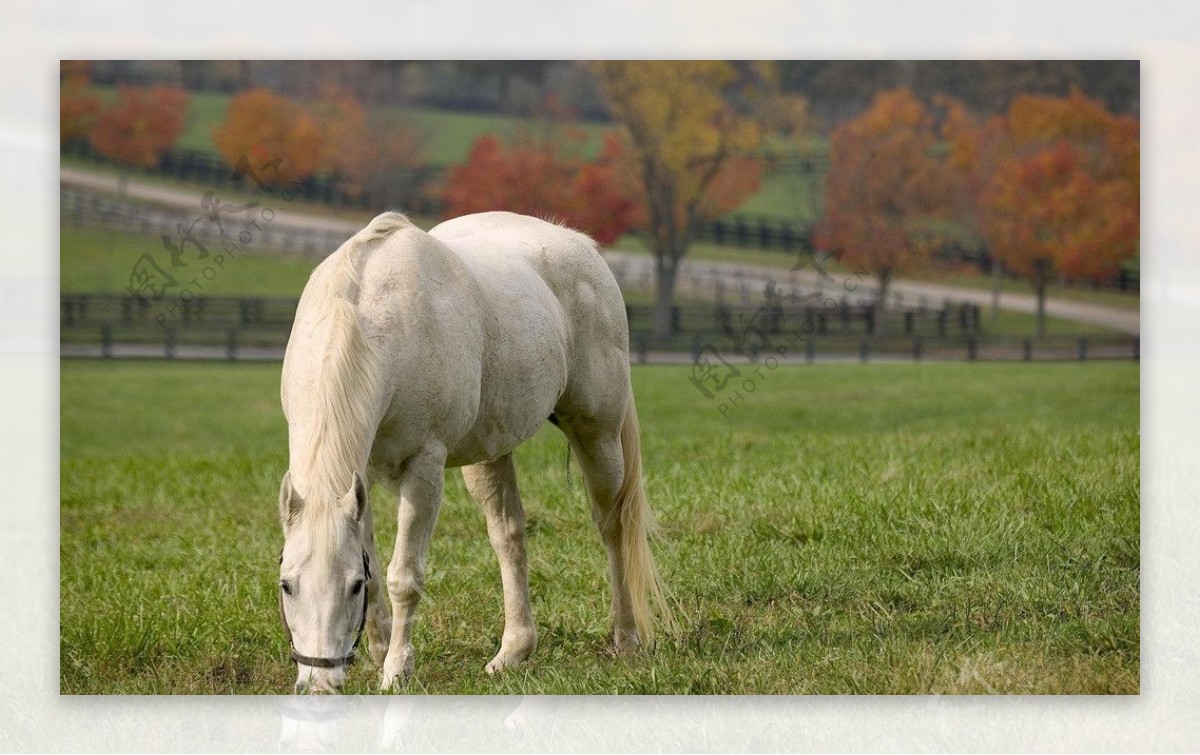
[278,550,371,669]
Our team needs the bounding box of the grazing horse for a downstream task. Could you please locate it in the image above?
[277,211,670,693]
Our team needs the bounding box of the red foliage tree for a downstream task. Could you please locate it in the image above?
[442,131,643,246]
[570,133,647,245]
[90,86,188,192]
[60,67,101,145]
[818,88,945,313]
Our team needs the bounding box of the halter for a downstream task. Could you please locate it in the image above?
[278,549,371,669]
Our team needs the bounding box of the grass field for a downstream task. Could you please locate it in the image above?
[60,359,1139,694]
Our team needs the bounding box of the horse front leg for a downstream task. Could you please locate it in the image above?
[461,454,537,674]
[381,448,446,691]
[359,497,391,668]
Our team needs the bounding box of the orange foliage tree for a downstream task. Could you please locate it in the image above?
[941,89,1139,335]
[90,86,188,193]
[213,88,322,186]
[818,88,945,315]
[592,61,766,338]
[60,65,101,145]
[442,130,644,246]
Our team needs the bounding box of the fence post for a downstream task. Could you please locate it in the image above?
[937,309,947,337]
[1077,337,1088,361]
[637,335,647,365]
[904,311,914,336]
[912,337,922,362]
[227,329,238,361]
[101,326,112,358]
[966,337,977,361]
[805,338,815,364]
[165,327,176,360]
[859,337,869,363]
[1023,338,1033,362]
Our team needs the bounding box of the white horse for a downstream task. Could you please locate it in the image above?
[278,211,670,693]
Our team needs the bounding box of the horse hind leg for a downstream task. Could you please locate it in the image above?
[561,412,653,654]
[461,454,537,674]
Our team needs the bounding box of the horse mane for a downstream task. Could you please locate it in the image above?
[296,211,411,518]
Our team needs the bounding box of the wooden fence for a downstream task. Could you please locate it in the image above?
[60,292,1136,364]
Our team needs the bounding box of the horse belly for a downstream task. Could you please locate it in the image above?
[444,312,568,468]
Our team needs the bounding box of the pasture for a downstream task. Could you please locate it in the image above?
[60,359,1138,694]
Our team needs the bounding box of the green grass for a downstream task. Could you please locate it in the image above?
[61,360,1139,694]
[60,226,322,298]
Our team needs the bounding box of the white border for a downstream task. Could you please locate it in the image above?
[6,1,1197,751]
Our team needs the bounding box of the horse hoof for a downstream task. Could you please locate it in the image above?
[613,629,641,655]
[380,647,414,691]
[485,653,526,675]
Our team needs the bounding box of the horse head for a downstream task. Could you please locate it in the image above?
[277,471,371,693]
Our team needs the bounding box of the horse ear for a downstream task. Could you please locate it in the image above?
[278,471,302,530]
[348,472,368,522]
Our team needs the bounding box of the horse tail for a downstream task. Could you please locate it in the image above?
[305,212,411,494]
[616,387,676,644]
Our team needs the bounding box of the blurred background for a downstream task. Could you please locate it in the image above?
[58,60,1139,362]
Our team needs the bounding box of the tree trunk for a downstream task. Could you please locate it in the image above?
[990,256,1003,322]
[874,270,891,336]
[1034,259,1047,338]
[652,253,679,341]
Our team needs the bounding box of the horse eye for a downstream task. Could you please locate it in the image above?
[350,579,365,596]
[280,581,293,596]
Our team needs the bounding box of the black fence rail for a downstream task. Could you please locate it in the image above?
[62,293,981,342]
[61,293,1136,365]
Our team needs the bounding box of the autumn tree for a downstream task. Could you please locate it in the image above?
[89,86,188,194]
[60,63,101,145]
[442,130,643,245]
[312,87,425,201]
[936,96,1010,319]
[941,89,1139,336]
[818,88,944,320]
[212,88,322,186]
[592,61,766,338]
